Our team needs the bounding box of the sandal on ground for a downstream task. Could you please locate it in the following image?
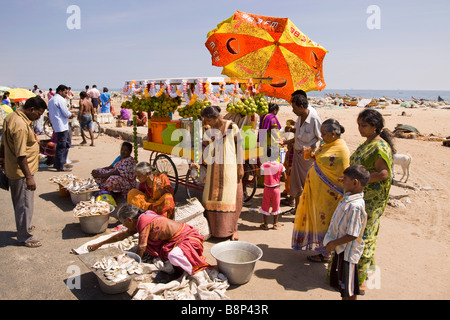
[23,240,42,248]
[273,223,283,230]
[260,224,270,230]
[28,225,35,232]
[281,199,295,207]
[307,254,330,263]
[359,282,367,295]
[284,208,296,215]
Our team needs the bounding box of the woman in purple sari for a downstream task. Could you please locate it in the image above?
[258,103,282,161]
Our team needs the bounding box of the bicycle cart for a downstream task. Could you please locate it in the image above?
[123,76,275,203]
[143,140,264,202]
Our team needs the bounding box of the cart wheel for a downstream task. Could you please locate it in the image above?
[153,154,179,195]
[44,118,54,138]
[82,120,101,139]
[185,165,206,200]
[242,163,257,202]
[149,151,157,165]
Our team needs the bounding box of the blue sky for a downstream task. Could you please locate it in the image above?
[2,0,449,91]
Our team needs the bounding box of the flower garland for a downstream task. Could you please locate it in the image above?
[132,110,138,163]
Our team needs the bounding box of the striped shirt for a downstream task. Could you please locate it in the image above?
[323,192,367,264]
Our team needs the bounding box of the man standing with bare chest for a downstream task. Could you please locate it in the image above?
[78,91,95,146]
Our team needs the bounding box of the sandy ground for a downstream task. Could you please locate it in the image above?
[0,101,449,300]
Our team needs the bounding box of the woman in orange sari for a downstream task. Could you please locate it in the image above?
[127,162,175,219]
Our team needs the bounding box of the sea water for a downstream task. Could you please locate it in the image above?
[307,89,450,101]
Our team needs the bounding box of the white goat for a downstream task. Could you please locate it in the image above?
[393,153,412,183]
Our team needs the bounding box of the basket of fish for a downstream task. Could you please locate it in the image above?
[73,200,114,234]
[67,178,100,205]
[49,174,99,204]
[78,247,144,294]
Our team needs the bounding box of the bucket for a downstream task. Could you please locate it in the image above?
[150,118,170,144]
[79,214,110,234]
[162,122,180,146]
[77,205,115,234]
[180,119,203,148]
[241,125,257,150]
[70,190,94,205]
[211,241,263,285]
[95,250,141,294]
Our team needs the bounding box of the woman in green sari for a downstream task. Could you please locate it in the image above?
[350,109,395,292]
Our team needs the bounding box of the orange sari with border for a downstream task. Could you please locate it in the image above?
[127,173,175,219]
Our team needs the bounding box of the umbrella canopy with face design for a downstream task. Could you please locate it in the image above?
[206,11,327,101]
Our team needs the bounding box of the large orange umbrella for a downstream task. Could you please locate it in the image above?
[205,11,327,101]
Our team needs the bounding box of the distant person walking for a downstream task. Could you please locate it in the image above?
[0,96,47,247]
[100,87,111,113]
[32,85,44,135]
[78,91,95,146]
[47,88,55,101]
[32,85,40,95]
[88,85,101,114]
[48,85,74,172]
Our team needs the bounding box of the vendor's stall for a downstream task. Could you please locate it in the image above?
[121,76,276,202]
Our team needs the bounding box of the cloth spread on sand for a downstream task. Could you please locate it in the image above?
[72,232,229,300]
[133,269,230,300]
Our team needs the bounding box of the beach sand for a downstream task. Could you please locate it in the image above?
[0,96,448,300]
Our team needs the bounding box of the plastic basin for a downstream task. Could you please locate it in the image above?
[70,190,94,205]
[96,251,141,294]
[211,241,263,285]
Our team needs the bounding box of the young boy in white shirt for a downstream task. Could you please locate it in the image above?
[324,165,370,300]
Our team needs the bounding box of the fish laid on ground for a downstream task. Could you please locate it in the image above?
[93,253,144,282]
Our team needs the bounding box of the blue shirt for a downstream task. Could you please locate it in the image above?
[48,94,72,132]
[100,92,111,113]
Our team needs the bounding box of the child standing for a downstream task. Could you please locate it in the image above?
[281,119,296,211]
[259,160,286,230]
[323,165,370,300]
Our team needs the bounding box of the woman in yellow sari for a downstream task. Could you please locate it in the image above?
[292,119,350,262]
[127,162,175,219]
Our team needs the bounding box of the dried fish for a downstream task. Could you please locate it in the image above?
[49,174,99,193]
[73,200,111,217]
[92,253,144,283]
